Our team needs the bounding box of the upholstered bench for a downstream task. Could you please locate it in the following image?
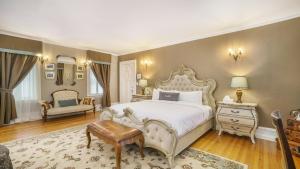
[86,120,144,169]
[0,145,13,169]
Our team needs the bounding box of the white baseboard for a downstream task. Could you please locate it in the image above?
[255,127,277,142]
[216,126,277,142]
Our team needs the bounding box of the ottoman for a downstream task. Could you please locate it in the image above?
[86,120,144,169]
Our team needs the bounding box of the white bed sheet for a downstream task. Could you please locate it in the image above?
[110,100,212,137]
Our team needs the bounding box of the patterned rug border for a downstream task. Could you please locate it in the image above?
[188,147,248,169]
[1,123,89,145]
[3,124,248,169]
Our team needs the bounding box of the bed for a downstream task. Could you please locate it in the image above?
[100,65,216,167]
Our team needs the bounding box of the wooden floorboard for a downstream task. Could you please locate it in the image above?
[0,112,299,169]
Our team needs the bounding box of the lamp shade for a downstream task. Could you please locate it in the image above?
[231,76,248,89]
[138,79,148,88]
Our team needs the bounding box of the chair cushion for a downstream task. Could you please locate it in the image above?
[58,99,77,107]
[46,105,93,115]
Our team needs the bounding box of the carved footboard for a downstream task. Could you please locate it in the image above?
[100,108,178,167]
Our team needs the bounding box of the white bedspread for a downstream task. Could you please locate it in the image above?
[110,100,212,137]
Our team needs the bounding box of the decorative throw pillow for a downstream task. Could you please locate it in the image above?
[83,98,92,105]
[58,99,78,107]
[159,91,179,101]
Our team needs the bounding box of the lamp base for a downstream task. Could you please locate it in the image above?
[236,89,243,103]
[141,88,145,95]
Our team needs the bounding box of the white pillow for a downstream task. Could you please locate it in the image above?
[178,91,203,105]
[152,88,161,100]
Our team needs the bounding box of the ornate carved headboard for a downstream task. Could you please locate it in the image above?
[156,65,217,112]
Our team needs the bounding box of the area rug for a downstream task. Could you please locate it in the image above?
[3,125,248,169]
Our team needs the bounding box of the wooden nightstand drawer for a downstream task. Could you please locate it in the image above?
[219,107,253,118]
[218,115,254,126]
[222,123,252,133]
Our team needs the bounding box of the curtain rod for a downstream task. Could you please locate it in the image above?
[0,48,37,56]
[93,60,111,65]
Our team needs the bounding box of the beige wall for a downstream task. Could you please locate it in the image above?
[119,17,300,128]
[41,43,87,101]
[0,33,118,107]
[110,55,118,103]
[41,43,119,104]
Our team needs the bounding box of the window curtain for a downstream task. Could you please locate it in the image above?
[88,67,103,95]
[0,52,38,125]
[90,63,111,107]
[13,64,41,123]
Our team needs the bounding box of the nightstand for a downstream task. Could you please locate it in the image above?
[216,101,258,144]
[131,94,152,102]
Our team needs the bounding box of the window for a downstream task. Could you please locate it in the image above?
[88,68,103,95]
[13,65,38,101]
[13,64,41,123]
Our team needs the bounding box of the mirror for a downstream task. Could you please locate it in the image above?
[56,55,77,86]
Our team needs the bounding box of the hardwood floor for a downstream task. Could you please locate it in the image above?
[0,112,299,169]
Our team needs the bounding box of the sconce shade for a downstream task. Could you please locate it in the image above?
[231,76,248,89]
[138,79,148,88]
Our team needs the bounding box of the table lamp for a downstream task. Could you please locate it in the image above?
[231,76,248,103]
[138,79,148,95]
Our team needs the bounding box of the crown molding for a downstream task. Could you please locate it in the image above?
[0,29,118,56]
[1,12,300,56]
[120,13,300,55]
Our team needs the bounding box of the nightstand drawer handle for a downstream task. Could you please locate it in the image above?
[231,110,240,114]
[231,126,240,130]
[230,119,239,123]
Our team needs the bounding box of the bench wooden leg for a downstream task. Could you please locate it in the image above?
[115,143,122,169]
[86,129,91,148]
[138,136,145,158]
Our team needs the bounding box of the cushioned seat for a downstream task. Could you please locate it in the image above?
[39,89,95,121]
[0,145,13,169]
[87,120,143,142]
[47,104,94,115]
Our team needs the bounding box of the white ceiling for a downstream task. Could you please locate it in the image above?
[1,0,300,55]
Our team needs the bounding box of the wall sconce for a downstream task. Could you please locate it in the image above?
[228,48,243,61]
[36,53,48,64]
[83,59,92,67]
[141,59,153,72]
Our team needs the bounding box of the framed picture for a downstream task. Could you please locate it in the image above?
[45,72,55,79]
[77,65,84,71]
[45,63,55,70]
[76,72,84,80]
[136,73,142,80]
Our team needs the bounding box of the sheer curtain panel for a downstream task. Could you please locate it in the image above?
[13,64,41,123]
